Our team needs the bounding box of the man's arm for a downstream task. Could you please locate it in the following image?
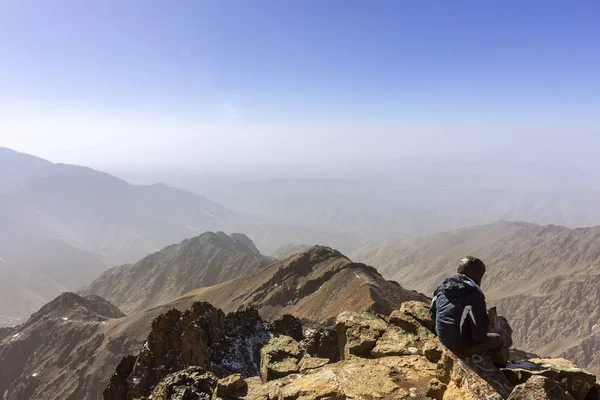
[469,290,489,343]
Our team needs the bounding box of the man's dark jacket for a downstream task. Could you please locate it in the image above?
[429,274,489,353]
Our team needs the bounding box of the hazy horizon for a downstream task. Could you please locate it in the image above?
[1,1,599,173]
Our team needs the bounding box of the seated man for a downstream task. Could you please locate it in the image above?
[429,256,507,365]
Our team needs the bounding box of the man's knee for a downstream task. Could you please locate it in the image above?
[485,333,503,350]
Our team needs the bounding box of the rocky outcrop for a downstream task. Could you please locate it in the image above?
[507,375,574,400]
[267,314,303,341]
[104,302,272,400]
[149,367,217,400]
[302,327,339,361]
[214,374,248,399]
[503,358,597,400]
[259,335,302,382]
[105,301,599,400]
[335,311,388,359]
[438,350,515,399]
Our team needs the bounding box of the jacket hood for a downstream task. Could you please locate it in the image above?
[439,274,482,298]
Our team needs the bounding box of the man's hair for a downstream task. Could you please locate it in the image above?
[457,256,486,285]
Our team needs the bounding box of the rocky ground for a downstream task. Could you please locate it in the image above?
[104,301,599,400]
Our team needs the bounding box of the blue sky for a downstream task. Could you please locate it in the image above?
[1,1,599,168]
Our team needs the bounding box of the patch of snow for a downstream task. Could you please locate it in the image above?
[4,389,8,399]
[12,333,19,338]
[62,317,68,321]
[592,323,598,331]
[354,273,361,279]
[102,321,106,324]
[31,373,38,377]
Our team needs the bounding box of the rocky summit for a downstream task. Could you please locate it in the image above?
[104,301,599,400]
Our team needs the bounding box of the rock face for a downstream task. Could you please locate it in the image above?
[336,311,388,359]
[302,327,340,361]
[267,314,303,341]
[104,302,272,400]
[507,375,574,400]
[438,350,515,399]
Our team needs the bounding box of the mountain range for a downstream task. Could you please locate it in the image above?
[0,148,358,322]
[0,243,426,400]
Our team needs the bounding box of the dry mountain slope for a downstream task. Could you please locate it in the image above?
[173,245,428,324]
[80,232,273,314]
[0,147,236,265]
[0,214,109,321]
[353,220,600,374]
[0,246,426,400]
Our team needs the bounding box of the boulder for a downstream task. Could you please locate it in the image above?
[370,305,438,360]
[503,358,596,400]
[370,325,421,358]
[336,311,387,359]
[259,335,302,382]
[302,327,340,361]
[507,375,574,400]
[438,350,514,400]
[399,301,435,332]
[214,374,247,398]
[150,367,217,400]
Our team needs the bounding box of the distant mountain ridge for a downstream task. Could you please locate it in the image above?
[80,232,273,314]
[270,243,311,260]
[173,245,428,324]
